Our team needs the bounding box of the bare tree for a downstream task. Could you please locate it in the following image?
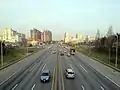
[95,29,100,48]
[106,26,114,63]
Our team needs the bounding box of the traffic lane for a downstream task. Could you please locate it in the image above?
[29,52,57,90]
[0,48,49,84]
[62,55,102,90]
[69,56,102,90]
[13,60,46,90]
[60,56,83,90]
[2,49,51,90]
[15,50,53,90]
[76,52,120,85]
[72,55,120,90]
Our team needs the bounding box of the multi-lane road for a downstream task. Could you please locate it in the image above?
[0,45,120,90]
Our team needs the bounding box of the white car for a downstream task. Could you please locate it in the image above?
[67,53,71,57]
[64,50,67,53]
[65,68,75,79]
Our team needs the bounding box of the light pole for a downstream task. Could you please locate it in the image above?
[1,36,3,66]
[115,34,118,67]
[26,33,29,54]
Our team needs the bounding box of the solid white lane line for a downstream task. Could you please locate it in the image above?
[79,64,88,73]
[81,85,85,90]
[100,86,104,90]
[100,72,120,88]
[31,84,36,90]
[12,84,18,90]
[42,64,46,71]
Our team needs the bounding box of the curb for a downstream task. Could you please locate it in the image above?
[0,50,40,70]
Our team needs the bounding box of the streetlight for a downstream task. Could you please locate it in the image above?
[1,36,3,66]
[115,34,118,67]
[26,32,29,54]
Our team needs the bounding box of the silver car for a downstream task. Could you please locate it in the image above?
[65,68,75,79]
[40,70,51,83]
[67,53,71,57]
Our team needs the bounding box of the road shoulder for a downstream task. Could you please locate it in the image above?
[76,52,120,86]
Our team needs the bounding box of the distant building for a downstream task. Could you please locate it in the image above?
[41,30,52,42]
[76,33,84,42]
[64,32,70,43]
[64,32,85,44]
[88,36,95,42]
[84,35,95,43]
[0,28,25,43]
[30,28,41,41]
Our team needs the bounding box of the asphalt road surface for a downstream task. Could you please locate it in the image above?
[0,45,57,90]
[60,47,120,90]
[0,45,120,90]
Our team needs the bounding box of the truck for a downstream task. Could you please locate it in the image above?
[70,48,75,55]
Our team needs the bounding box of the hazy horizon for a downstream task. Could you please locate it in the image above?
[0,0,120,40]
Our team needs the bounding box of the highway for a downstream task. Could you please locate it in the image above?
[0,45,120,90]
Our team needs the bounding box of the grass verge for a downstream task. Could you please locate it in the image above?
[0,47,41,69]
[76,46,120,71]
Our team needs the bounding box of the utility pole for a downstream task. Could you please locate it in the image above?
[115,34,118,67]
[26,32,29,54]
[1,36,3,66]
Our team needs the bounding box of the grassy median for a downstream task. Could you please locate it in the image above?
[0,47,40,68]
[76,46,120,69]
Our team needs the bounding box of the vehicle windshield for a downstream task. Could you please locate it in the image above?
[68,72,74,74]
[42,73,49,76]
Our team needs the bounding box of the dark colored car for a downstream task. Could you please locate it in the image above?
[40,70,51,83]
[60,52,64,56]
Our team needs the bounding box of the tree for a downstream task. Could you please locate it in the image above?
[106,26,114,63]
[95,29,100,48]
[100,37,107,48]
[95,29,100,40]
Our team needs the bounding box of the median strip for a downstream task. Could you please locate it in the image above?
[60,58,65,90]
[51,46,65,90]
[51,68,56,90]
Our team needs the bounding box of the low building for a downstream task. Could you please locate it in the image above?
[0,28,25,43]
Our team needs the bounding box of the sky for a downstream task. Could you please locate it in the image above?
[0,0,120,40]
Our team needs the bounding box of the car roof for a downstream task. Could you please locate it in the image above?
[42,70,50,73]
[67,69,74,72]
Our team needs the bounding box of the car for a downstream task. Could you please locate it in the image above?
[67,53,71,57]
[60,52,64,56]
[64,50,67,53]
[65,68,75,79]
[40,70,51,83]
[52,51,56,54]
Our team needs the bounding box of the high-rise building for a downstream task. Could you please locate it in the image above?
[76,33,84,42]
[41,30,52,42]
[64,32,70,43]
[41,32,44,42]
[30,28,41,41]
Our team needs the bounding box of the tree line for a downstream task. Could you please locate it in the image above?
[93,26,120,65]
